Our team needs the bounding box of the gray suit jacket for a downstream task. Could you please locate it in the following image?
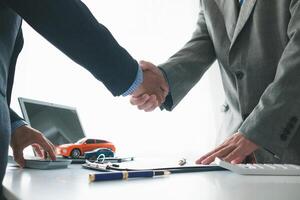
[160,0,300,164]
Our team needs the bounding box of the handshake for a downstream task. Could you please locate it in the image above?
[130,61,169,112]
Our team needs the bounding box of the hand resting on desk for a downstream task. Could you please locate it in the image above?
[10,125,56,168]
[196,133,258,165]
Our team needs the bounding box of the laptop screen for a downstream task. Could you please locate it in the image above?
[18,98,85,145]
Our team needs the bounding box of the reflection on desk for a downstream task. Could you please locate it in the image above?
[3,158,300,200]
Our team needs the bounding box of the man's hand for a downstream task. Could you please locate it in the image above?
[130,61,169,112]
[196,132,258,165]
[10,125,56,167]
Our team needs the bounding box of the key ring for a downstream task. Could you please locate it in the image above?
[95,154,106,163]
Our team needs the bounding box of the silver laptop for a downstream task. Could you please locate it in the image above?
[18,97,85,146]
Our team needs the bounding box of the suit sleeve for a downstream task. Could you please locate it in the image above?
[6,27,28,132]
[239,0,300,159]
[9,109,23,124]
[3,0,139,96]
[159,8,216,111]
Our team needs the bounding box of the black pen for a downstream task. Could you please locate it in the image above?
[89,170,170,182]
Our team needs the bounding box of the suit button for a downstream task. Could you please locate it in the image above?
[280,134,288,141]
[220,104,229,112]
[235,71,244,80]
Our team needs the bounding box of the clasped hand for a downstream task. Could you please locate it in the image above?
[130,61,169,112]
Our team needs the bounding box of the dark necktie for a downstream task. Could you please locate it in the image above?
[237,0,244,11]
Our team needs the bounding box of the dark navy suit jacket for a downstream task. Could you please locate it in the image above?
[4,0,139,124]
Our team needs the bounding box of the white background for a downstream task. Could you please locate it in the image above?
[10,0,224,162]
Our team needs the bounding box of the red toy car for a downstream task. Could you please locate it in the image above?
[56,138,116,159]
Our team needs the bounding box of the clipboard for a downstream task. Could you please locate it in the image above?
[82,160,227,174]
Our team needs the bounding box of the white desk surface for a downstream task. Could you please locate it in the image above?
[3,158,300,200]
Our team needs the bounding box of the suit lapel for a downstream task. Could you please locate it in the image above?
[214,0,239,42]
[230,0,257,49]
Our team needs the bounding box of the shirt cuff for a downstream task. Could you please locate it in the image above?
[122,66,143,96]
[11,120,28,134]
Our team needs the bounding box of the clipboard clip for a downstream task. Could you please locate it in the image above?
[85,158,120,171]
[85,160,111,170]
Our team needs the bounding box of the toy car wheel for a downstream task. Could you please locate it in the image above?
[70,149,81,159]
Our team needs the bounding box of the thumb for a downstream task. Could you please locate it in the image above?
[139,60,155,71]
[13,148,25,168]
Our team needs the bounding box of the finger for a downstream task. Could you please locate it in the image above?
[139,60,153,70]
[45,142,56,161]
[161,87,169,97]
[223,147,245,163]
[196,135,238,163]
[50,143,56,155]
[160,84,169,95]
[156,89,168,105]
[144,100,159,112]
[231,156,245,164]
[44,137,56,154]
[44,151,49,160]
[196,143,229,164]
[137,95,157,111]
[32,144,44,158]
[32,144,42,157]
[200,145,236,165]
[13,149,25,168]
[130,94,150,105]
[155,95,164,106]
[35,137,56,161]
[138,99,157,111]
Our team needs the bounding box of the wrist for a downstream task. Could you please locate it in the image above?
[122,66,143,96]
[11,120,28,134]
